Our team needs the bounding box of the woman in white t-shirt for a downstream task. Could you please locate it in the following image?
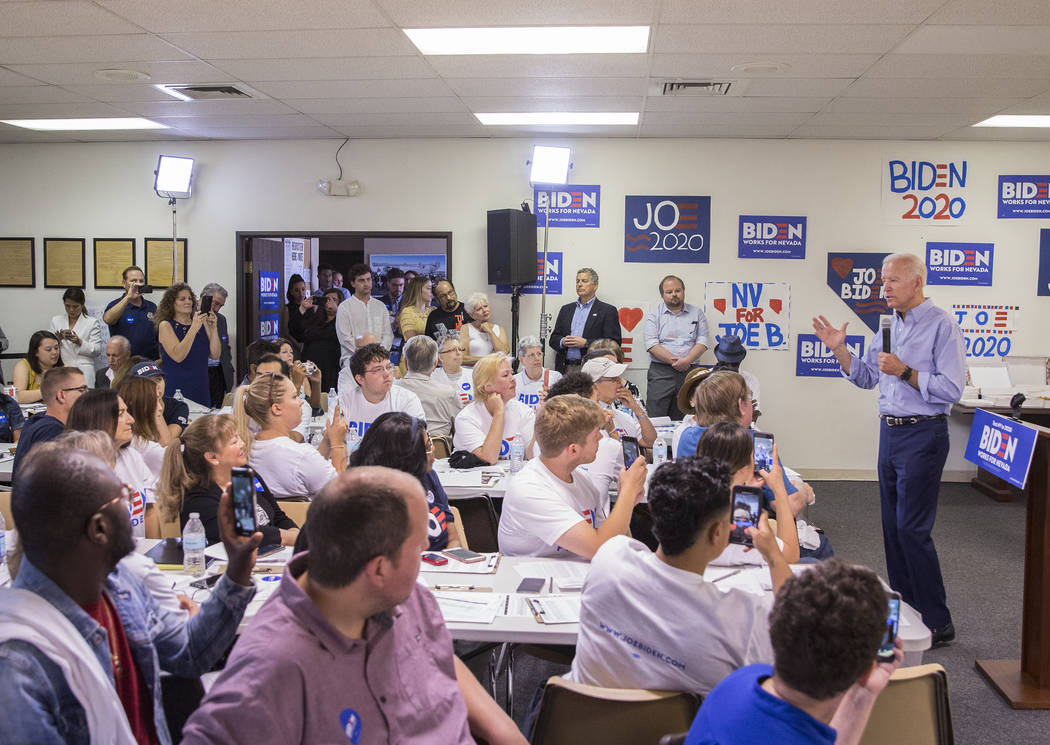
[461,292,510,365]
[233,372,348,500]
[66,388,161,538]
[116,374,171,473]
[431,332,475,406]
[453,353,535,464]
[513,335,562,411]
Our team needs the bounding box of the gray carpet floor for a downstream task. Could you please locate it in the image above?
[462,480,1050,744]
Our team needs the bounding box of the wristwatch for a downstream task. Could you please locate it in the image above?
[900,366,913,382]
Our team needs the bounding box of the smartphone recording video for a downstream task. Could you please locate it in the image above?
[877,591,902,662]
[231,466,257,537]
[753,432,774,476]
[621,436,641,469]
[729,485,762,547]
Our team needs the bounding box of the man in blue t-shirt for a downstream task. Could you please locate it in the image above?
[102,265,158,359]
[11,367,87,479]
[685,559,901,745]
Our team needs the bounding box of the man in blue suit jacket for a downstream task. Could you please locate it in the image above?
[548,267,621,374]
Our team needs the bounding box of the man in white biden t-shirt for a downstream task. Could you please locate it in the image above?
[498,395,647,559]
[339,343,424,438]
[568,456,791,696]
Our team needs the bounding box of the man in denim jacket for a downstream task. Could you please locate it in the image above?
[0,442,260,745]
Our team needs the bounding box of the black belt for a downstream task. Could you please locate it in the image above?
[880,414,947,427]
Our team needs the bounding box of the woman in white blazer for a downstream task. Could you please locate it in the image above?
[49,287,102,386]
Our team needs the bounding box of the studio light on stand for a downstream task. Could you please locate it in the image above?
[154,155,194,284]
[528,145,572,357]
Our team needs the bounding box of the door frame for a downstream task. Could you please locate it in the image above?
[234,230,453,382]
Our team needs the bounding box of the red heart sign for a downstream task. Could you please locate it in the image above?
[713,298,727,314]
[831,257,853,279]
[618,307,644,332]
[769,299,782,314]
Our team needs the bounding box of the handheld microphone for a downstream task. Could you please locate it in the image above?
[880,315,892,353]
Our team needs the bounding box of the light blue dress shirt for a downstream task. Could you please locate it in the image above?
[644,302,710,362]
[566,297,596,361]
[845,298,966,417]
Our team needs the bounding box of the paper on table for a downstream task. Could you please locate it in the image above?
[514,560,589,584]
[436,469,505,488]
[432,592,501,624]
[203,544,293,564]
[418,553,500,574]
[706,567,766,597]
[526,595,581,624]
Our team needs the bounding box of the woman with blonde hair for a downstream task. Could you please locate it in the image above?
[158,413,299,547]
[233,372,347,499]
[155,282,221,406]
[396,276,434,373]
[452,353,534,464]
[116,374,173,472]
[461,291,510,365]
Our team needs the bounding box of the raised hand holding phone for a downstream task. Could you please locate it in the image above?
[217,484,263,586]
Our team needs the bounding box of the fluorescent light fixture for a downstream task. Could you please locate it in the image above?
[477,112,639,126]
[155,84,194,102]
[530,146,572,185]
[154,155,195,199]
[405,26,649,55]
[0,117,165,131]
[973,115,1050,127]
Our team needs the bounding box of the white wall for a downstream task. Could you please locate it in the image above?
[2,137,1048,479]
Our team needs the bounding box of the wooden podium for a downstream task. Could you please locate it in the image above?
[976,422,1050,707]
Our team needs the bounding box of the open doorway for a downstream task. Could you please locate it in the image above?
[234,231,452,382]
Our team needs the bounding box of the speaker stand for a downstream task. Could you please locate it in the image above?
[509,283,523,373]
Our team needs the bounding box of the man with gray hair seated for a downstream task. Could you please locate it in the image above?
[96,335,130,388]
[200,282,234,408]
[395,334,463,437]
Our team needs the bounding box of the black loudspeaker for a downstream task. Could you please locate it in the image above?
[487,209,537,285]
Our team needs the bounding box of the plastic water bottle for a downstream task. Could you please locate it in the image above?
[182,513,206,576]
[509,433,525,474]
[0,511,7,567]
[173,388,184,402]
[327,387,337,424]
[653,437,668,466]
[346,426,361,456]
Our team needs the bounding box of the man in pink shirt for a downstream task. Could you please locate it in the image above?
[182,466,525,745]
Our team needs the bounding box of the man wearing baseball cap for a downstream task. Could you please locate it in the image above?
[126,358,189,436]
[712,335,761,412]
[581,357,655,447]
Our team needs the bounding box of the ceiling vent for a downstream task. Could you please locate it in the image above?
[659,81,733,96]
[156,83,262,101]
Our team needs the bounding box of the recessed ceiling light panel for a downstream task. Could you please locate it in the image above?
[974,115,1050,127]
[405,26,649,55]
[0,117,166,131]
[476,112,639,126]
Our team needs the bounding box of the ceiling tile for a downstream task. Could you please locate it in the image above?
[804,111,978,127]
[743,78,856,97]
[0,35,190,65]
[867,54,1050,79]
[461,96,644,112]
[312,112,481,128]
[0,85,93,104]
[641,111,813,128]
[424,54,649,79]
[644,96,831,113]
[654,24,912,55]
[446,76,648,97]
[289,97,469,114]
[63,83,194,102]
[0,128,73,143]
[998,93,1050,115]
[116,98,300,117]
[209,57,436,82]
[152,113,320,128]
[67,129,193,142]
[651,53,878,79]
[895,25,1050,56]
[842,77,1050,98]
[376,0,657,27]
[470,123,638,137]
[789,123,958,139]
[940,125,1050,141]
[0,67,43,85]
[161,29,416,60]
[0,1,143,36]
[7,60,231,86]
[928,0,1050,25]
[639,122,795,137]
[163,124,342,139]
[250,79,456,99]
[0,101,135,118]
[824,96,1026,114]
[659,0,944,25]
[96,0,390,33]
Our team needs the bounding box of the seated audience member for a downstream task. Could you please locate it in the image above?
[97,335,131,388]
[586,340,645,401]
[234,372,346,499]
[685,559,902,745]
[116,374,173,472]
[0,443,260,745]
[499,395,647,559]
[338,343,424,438]
[581,356,656,447]
[432,331,474,405]
[461,292,510,365]
[156,282,221,407]
[453,353,534,464]
[425,279,473,339]
[12,366,86,478]
[544,373,624,498]
[122,358,190,438]
[671,367,711,454]
[253,354,310,443]
[300,288,343,392]
[514,335,562,411]
[0,388,25,442]
[712,334,761,412]
[241,338,282,385]
[350,412,461,550]
[12,330,64,403]
[569,455,791,695]
[181,467,527,745]
[277,336,322,410]
[159,414,299,547]
[50,287,103,387]
[396,275,434,369]
[395,334,462,437]
[68,388,161,538]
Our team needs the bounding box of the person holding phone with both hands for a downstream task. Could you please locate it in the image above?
[156,283,221,407]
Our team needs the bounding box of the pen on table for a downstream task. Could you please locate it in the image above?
[548,576,553,593]
[711,569,742,584]
[433,584,491,592]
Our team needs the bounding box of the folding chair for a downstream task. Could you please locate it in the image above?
[859,663,954,745]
